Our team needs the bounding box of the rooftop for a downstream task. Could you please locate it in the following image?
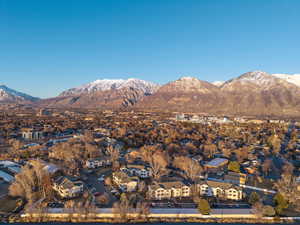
[205,158,228,167]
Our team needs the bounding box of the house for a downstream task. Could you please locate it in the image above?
[112,171,139,192]
[22,128,44,140]
[43,163,61,177]
[0,160,21,177]
[53,176,84,198]
[121,164,151,178]
[204,158,229,172]
[86,157,111,169]
[197,180,243,200]
[148,181,191,200]
[224,172,247,185]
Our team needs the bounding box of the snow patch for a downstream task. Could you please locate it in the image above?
[60,78,160,96]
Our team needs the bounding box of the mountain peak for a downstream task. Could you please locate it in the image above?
[157,76,219,94]
[60,78,160,96]
[222,71,278,88]
[238,71,270,80]
[178,76,199,81]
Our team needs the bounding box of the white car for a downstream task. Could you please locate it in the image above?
[98,175,105,182]
[111,189,120,195]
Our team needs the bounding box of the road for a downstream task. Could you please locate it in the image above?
[239,184,276,194]
[84,167,117,207]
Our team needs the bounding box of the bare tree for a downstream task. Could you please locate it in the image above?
[112,193,130,220]
[148,153,168,180]
[9,160,53,205]
[107,145,120,170]
[136,201,150,219]
[252,201,264,218]
[274,173,300,206]
[138,180,147,193]
[173,156,203,181]
[140,145,168,180]
[262,159,273,176]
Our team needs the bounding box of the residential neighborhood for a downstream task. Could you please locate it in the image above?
[0,109,299,222]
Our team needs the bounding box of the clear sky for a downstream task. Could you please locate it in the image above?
[1,0,300,98]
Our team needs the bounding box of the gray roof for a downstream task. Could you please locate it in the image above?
[150,181,189,190]
[0,170,14,182]
[198,180,242,191]
[205,158,228,167]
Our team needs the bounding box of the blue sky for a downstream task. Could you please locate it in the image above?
[1,0,300,98]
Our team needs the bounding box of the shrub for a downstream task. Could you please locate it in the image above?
[197,199,211,215]
[262,205,275,217]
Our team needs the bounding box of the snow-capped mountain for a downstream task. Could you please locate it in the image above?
[273,73,300,87]
[60,78,160,96]
[212,81,224,87]
[38,78,160,109]
[216,71,300,116]
[221,71,281,89]
[138,71,300,116]
[136,76,223,113]
[0,85,39,103]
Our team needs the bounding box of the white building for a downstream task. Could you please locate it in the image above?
[112,171,139,192]
[22,129,44,140]
[121,164,151,178]
[197,180,243,200]
[86,157,111,169]
[148,181,191,200]
[53,176,84,198]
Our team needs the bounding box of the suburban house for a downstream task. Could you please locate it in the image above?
[0,160,21,175]
[21,128,44,140]
[148,181,191,200]
[204,158,229,173]
[197,180,243,200]
[224,171,247,185]
[53,176,84,198]
[112,171,139,192]
[86,157,111,169]
[121,164,151,178]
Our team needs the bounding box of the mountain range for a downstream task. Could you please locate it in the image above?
[2,71,300,117]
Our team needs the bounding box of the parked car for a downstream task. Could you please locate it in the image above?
[111,188,120,195]
[94,192,101,197]
[47,202,64,208]
[98,175,105,181]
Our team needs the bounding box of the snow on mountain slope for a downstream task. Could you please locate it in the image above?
[60,78,160,96]
[212,81,224,87]
[221,71,283,90]
[0,85,39,102]
[273,73,300,87]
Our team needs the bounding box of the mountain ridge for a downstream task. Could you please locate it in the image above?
[0,85,39,103]
[60,78,160,97]
[3,71,300,117]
